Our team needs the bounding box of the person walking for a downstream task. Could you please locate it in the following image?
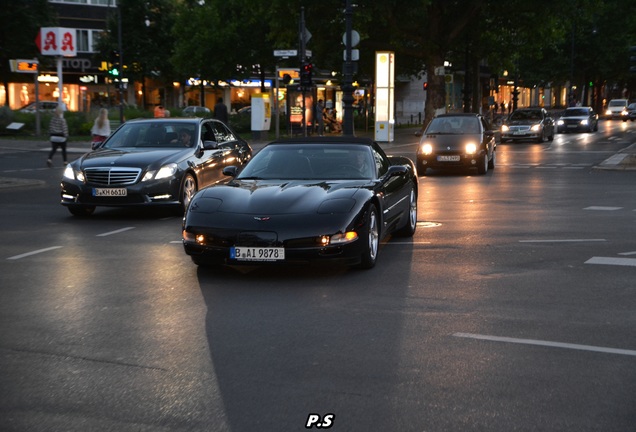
[47,105,69,167]
[214,97,228,123]
[90,108,111,148]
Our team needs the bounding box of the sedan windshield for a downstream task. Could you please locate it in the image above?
[510,110,542,121]
[104,122,198,149]
[238,144,375,180]
[426,117,480,134]
[564,109,589,116]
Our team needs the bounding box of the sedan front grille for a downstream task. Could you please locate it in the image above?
[508,125,531,132]
[84,167,142,185]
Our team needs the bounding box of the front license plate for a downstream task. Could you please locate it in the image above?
[437,155,460,162]
[93,188,127,197]
[230,247,285,261]
[513,131,525,135]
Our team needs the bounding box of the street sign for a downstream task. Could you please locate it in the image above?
[35,27,77,57]
[10,59,39,73]
[274,50,297,57]
[342,30,360,47]
[343,49,359,61]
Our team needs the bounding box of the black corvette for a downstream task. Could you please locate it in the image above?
[61,117,252,216]
[182,137,418,269]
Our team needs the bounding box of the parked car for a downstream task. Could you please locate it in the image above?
[416,113,496,175]
[18,101,59,113]
[556,107,599,133]
[182,137,418,269]
[501,108,555,143]
[182,105,211,117]
[623,102,636,122]
[604,99,629,120]
[61,117,252,216]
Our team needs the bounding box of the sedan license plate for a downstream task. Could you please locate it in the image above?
[93,188,127,197]
[230,246,285,261]
[437,155,460,162]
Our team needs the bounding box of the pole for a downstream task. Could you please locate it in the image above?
[117,4,124,123]
[342,0,354,136]
[34,65,41,136]
[300,7,307,137]
[56,56,64,107]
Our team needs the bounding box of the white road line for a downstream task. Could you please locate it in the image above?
[7,246,63,260]
[519,239,606,243]
[96,227,135,237]
[387,241,432,245]
[618,251,636,256]
[584,206,622,211]
[453,332,636,357]
[585,257,636,267]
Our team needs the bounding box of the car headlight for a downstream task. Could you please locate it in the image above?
[557,119,564,126]
[605,109,612,115]
[531,124,541,132]
[420,143,433,155]
[63,165,84,182]
[465,142,477,154]
[142,163,178,181]
[501,125,509,132]
[320,232,358,246]
[621,109,628,116]
[580,119,588,125]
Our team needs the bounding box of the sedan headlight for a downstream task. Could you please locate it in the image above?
[580,119,589,126]
[501,125,509,132]
[605,109,612,115]
[142,163,178,182]
[557,119,565,126]
[465,142,477,154]
[63,165,85,182]
[420,143,433,155]
[531,124,541,132]
[621,109,628,116]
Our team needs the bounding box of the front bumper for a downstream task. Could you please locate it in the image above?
[60,177,182,208]
[417,151,486,170]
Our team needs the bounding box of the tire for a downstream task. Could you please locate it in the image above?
[68,205,95,217]
[357,205,380,269]
[394,187,417,237]
[477,153,488,175]
[181,173,197,211]
[536,130,545,143]
[488,149,496,170]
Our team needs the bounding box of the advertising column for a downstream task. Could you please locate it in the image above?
[374,51,394,142]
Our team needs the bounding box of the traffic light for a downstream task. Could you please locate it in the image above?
[109,50,120,76]
[300,62,313,87]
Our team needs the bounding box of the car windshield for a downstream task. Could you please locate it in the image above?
[510,110,542,121]
[103,122,198,149]
[565,109,589,116]
[425,117,480,134]
[237,144,376,180]
[608,100,627,107]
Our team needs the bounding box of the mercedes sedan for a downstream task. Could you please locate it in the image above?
[556,107,599,133]
[61,118,252,216]
[501,108,555,143]
[182,137,418,269]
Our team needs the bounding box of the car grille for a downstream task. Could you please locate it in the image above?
[508,125,531,132]
[84,167,142,185]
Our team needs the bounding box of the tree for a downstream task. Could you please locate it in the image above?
[0,0,56,106]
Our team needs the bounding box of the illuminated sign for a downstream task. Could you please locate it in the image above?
[278,69,300,79]
[9,59,39,73]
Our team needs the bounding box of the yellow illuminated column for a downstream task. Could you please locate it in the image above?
[374,52,395,142]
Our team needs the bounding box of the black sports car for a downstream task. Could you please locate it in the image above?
[61,117,252,216]
[182,137,418,269]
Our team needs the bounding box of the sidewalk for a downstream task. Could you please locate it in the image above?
[1,130,634,189]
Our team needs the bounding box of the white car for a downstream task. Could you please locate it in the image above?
[604,99,629,120]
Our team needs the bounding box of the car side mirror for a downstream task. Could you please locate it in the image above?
[222,166,238,177]
[383,165,407,179]
[203,140,218,150]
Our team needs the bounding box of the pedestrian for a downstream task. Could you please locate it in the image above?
[154,104,166,118]
[214,97,228,123]
[90,108,111,149]
[47,105,69,167]
[316,99,325,135]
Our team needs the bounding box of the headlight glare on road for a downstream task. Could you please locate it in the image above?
[465,142,477,154]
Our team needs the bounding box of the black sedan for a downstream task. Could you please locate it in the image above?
[182,137,418,269]
[61,118,252,216]
[556,107,599,133]
[501,108,555,143]
[416,113,496,175]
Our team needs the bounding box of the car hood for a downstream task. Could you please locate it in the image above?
[423,133,482,149]
[77,148,190,168]
[560,115,589,120]
[192,179,371,215]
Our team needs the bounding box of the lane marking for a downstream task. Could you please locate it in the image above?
[585,257,636,267]
[519,239,606,243]
[584,206,622,211]
[453,332,636,357]
[618,251,636,256]
[96,227,135,237]
[7,246,63,260]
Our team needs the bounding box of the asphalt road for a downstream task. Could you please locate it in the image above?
[1,121,636,431]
